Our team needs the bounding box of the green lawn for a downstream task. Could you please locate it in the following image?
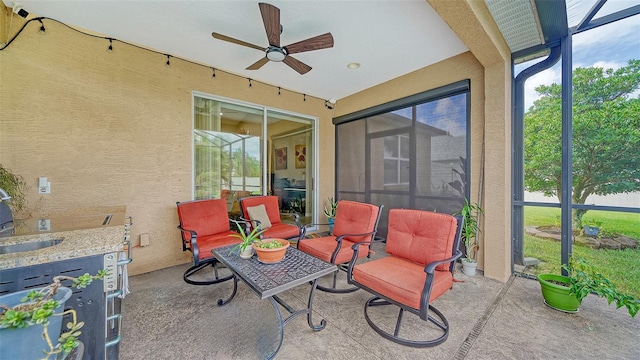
[523,206,640,298]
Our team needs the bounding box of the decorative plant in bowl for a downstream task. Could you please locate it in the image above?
[230,221,265,259]
[456,199,484,276]
[538,256,638,317]
[0,270,107,360]
[323,197,338,234]
[253,238,290,263]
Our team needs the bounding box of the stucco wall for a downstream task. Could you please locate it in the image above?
[0,17,334,275]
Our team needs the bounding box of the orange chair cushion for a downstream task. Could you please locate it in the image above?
[263,222,300,240]
[194,231,242,261]
[353,256,453,309]
[240,196,282,225]
[332,200,380,243]
[177,199,230,242]
[298,236,367,264]
[385,209,457,272]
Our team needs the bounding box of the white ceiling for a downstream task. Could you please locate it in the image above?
[8,0,469,101]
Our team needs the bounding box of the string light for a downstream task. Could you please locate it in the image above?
[38,19,46,34]
[3,16,327,105]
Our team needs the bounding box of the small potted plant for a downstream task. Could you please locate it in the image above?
[0,270,107,360]
[457,199,483,276]
[230,221,265,259]
[253,238,290,263]
[323,197,338,234]
[538,256,638,317]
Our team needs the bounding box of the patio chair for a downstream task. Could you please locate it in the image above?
[238,195,306,241]
[297,200,383,293]
[176,199,243,285]
[346,209,463,347]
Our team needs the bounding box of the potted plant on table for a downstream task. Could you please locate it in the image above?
[323,197,338,234]
[457,199,483,276]
[538,256,638,317]
[0,270,107,360]
[230,221,265,259]
[253,238,290,263]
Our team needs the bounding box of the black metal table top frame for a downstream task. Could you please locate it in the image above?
[212,245,337,359]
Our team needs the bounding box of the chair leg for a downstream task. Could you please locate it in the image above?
[363,296,450,347]
[315,265,360,294]
[183,261,234,286]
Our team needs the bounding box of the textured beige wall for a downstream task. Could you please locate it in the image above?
[0,18,334,275]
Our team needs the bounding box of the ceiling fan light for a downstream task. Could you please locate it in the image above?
[266,47,286,62]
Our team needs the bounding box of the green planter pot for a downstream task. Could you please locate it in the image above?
[0,287,72,360]
[328,218,335,235]
[537,273,581,313]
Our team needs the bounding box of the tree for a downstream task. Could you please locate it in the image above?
[524,59,640,228]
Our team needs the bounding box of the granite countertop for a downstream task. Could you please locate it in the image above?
[0,207,127,270]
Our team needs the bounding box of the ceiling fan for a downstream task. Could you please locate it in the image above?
[212,2,334,75]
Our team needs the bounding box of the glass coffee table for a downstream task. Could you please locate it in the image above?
[212,244,337,359]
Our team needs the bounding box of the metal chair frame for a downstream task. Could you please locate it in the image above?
[176,200,247,286]
[347,214,464,347]
[297,202,383,294]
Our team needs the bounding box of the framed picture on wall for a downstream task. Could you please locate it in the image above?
[275,147,287,170]
[295,144,306,169]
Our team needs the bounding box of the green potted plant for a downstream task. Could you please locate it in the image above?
[323,197,338,234]
[0,270,107,360]
[457,199,483,276]
[229,221,265,259]
[538,256,638,317]
[253,238,290,263]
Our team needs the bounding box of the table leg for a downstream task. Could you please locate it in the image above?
[217,275,238,306]
[307,278,327,331]
[265,297,286,360]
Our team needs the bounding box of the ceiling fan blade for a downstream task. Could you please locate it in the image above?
[212,32,265,51]
[246,57,270,70]
[283,56,312,75]
[259,2,280,46]
[284,33,334,55]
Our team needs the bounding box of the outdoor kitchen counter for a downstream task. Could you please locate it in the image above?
[0,206,127,270]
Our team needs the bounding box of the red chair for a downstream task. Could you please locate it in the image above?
[297,200,382,293]
[347,209,463,347]
[176,199,243,285]
[238,195,305,241]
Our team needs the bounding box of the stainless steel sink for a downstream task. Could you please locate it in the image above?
[0,239,63,254]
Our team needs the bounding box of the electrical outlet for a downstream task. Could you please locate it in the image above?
[38,177,50,194]
[38,219,50,231]
[140,233,150,247]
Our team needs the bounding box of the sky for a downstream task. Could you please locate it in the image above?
[516,2,640,110]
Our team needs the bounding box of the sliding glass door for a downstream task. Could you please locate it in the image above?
[193,93,316,224]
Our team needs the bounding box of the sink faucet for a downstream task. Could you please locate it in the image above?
[0,187,14,236]
[0,187,10,201]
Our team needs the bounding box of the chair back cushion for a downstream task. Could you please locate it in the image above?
[332,200,380,242]
[246,204,272,229]
[385,209,457,271]
[176,199,230,242]
[240,196,282,225]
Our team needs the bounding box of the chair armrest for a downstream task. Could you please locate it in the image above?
[230,219,252,233]
[280,212,301,225]
[424,250,463,274]
[177,225,197,240]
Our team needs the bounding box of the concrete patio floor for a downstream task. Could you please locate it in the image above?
[120,243,639,359]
